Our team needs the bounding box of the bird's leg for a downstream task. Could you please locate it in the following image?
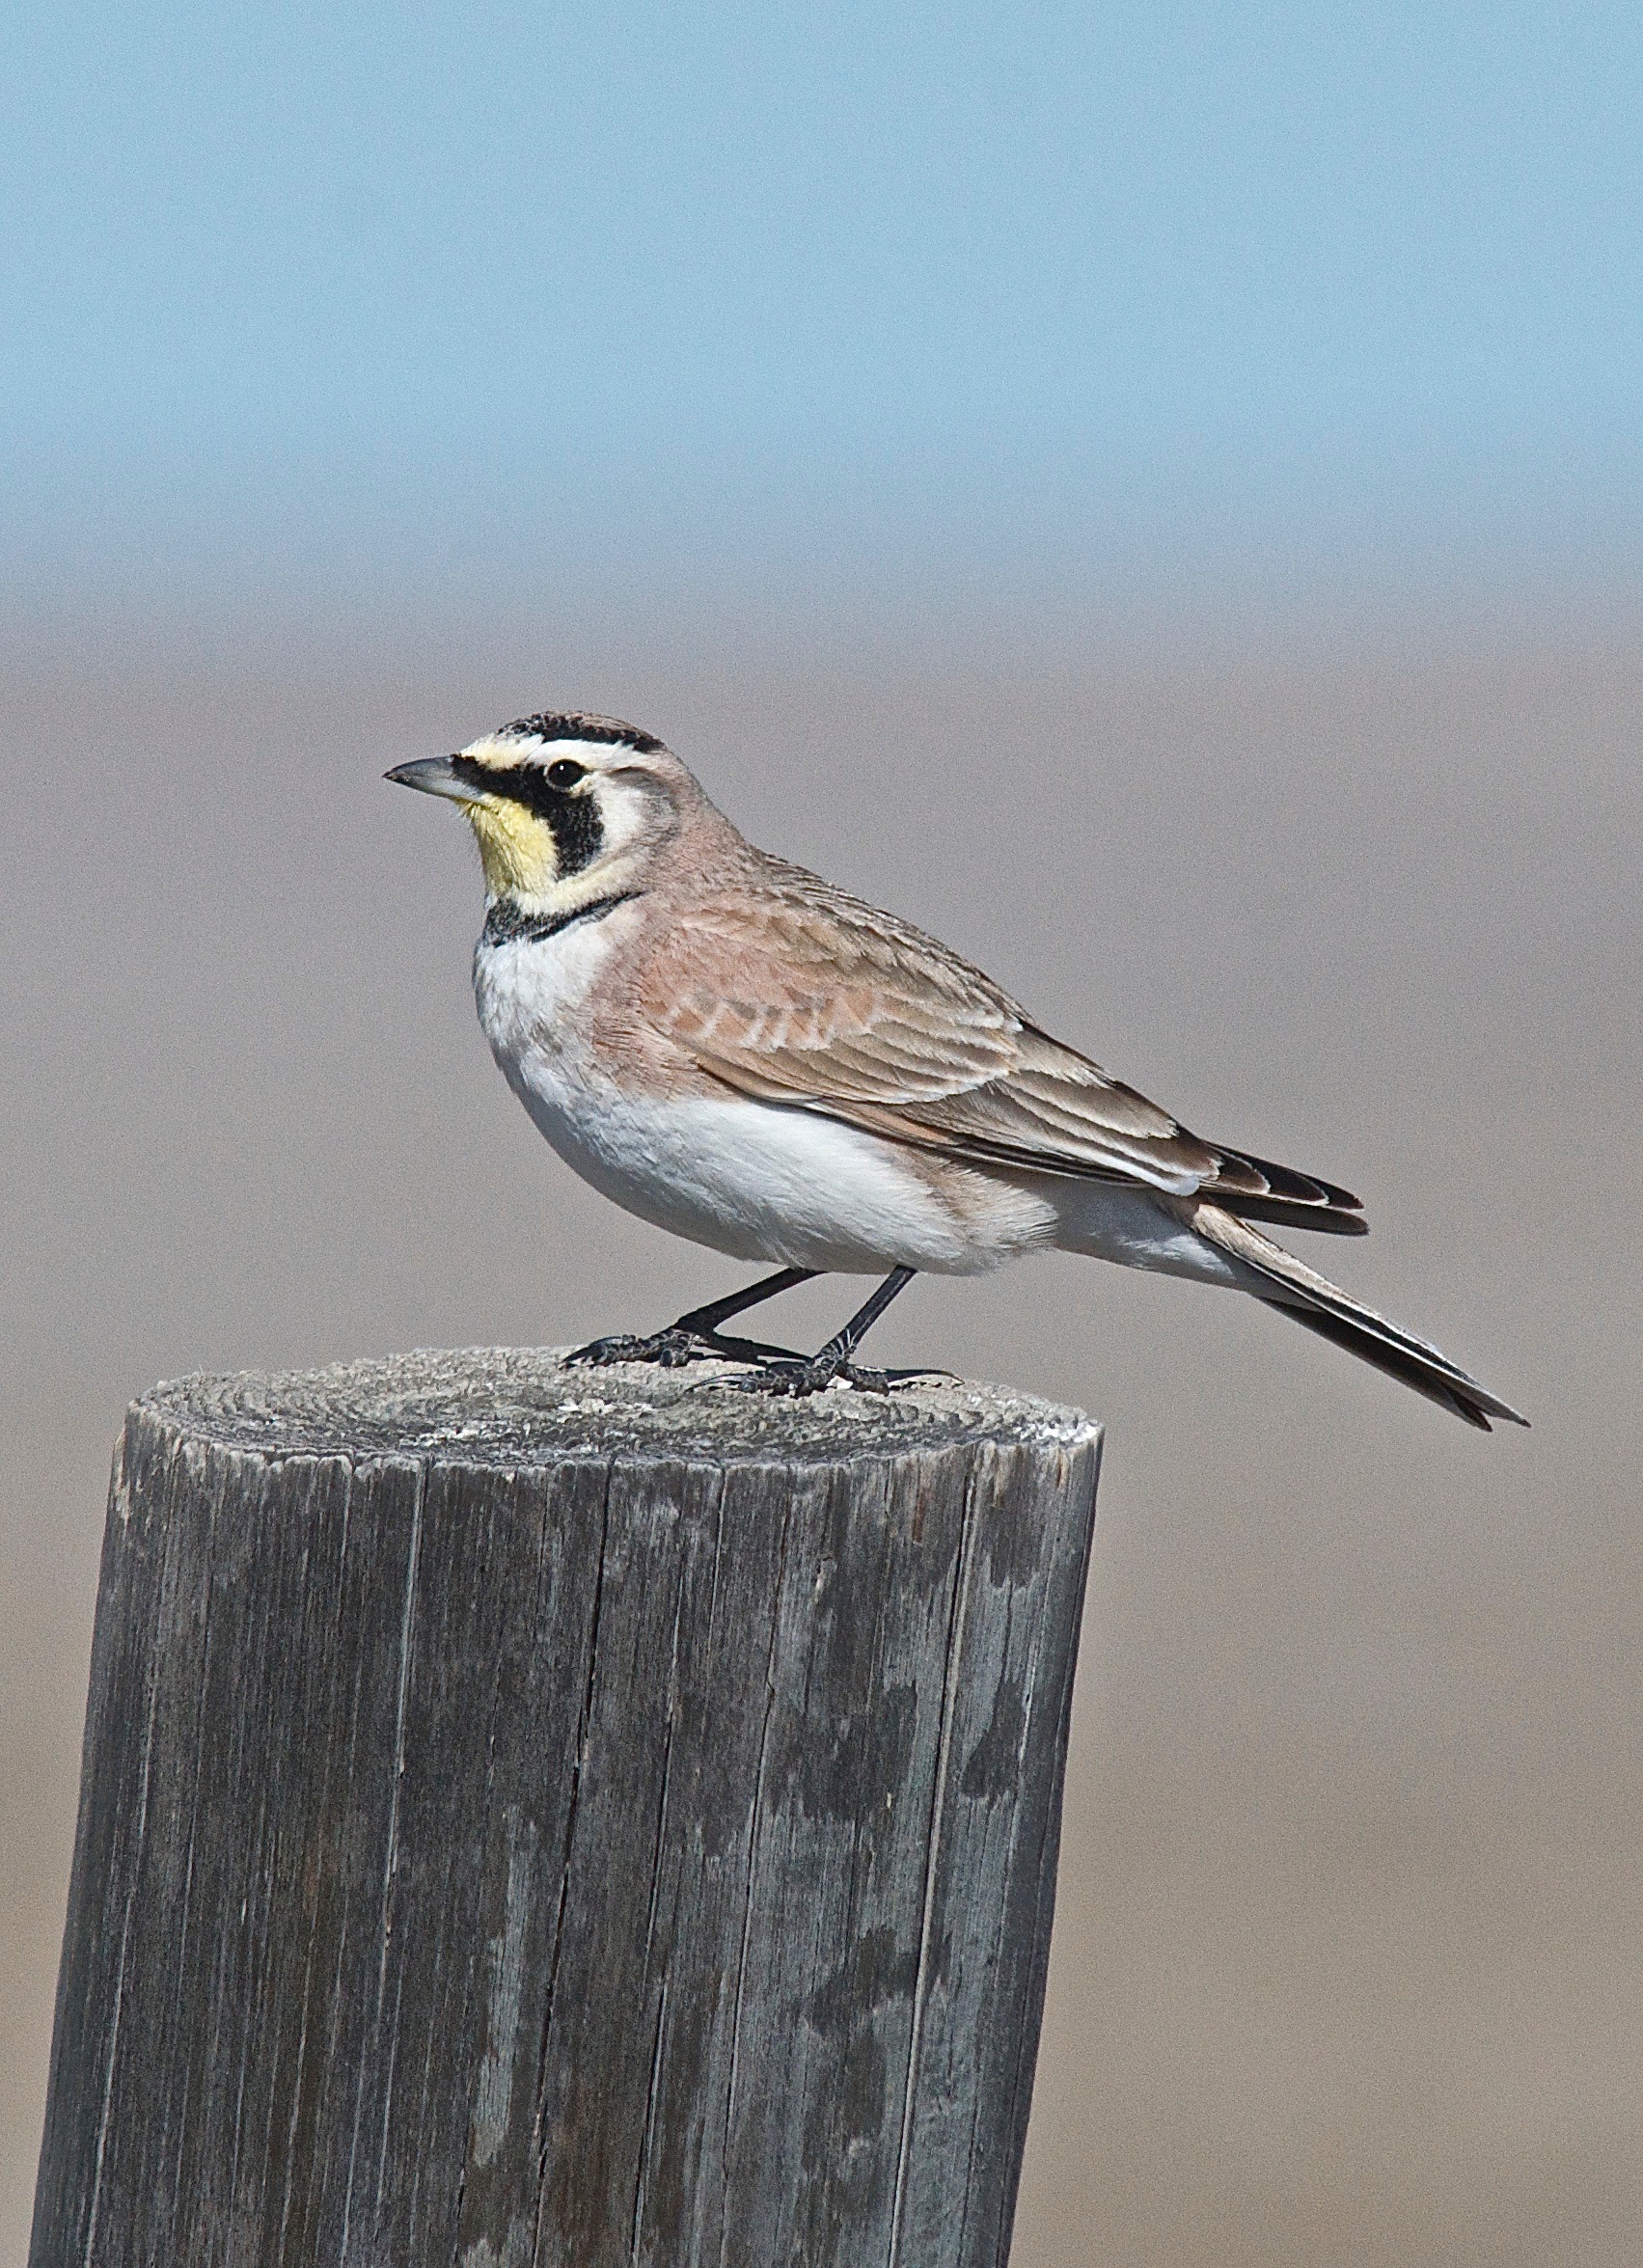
[670,1269,818,1343]
[729,1267,921,1397]
[566,1267,818,1370]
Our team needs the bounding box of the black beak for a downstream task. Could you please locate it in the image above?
[384,756,474,803]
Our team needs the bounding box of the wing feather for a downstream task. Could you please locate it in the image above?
[640,875,1364,1225]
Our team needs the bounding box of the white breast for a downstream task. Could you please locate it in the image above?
[472,913,618,1066]
[472,920,1054,1274]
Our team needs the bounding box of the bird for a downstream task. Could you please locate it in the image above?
[387,710,1527,1430]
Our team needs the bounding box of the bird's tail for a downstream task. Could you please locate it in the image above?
[1186,1200,1529,1432]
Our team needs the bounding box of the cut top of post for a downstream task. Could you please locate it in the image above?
[138,1348,1100,1470]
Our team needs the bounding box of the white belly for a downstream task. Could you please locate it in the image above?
[528,1081,1005,1271]
[473,922,1050,1273]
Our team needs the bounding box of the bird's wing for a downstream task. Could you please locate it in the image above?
[638,877,1363,1224]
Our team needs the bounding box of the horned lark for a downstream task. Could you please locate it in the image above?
[388,711,1526,1428]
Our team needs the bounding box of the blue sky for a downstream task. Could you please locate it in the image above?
[5,3,1641,612]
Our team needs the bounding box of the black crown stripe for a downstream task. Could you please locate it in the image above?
[498,712,663,752]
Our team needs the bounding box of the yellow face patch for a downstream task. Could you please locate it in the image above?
[463,795,561,898]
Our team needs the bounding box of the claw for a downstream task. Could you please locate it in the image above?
[565,1326,806,1372]
[724,1356,892,1399]
[565,1327,721,1370]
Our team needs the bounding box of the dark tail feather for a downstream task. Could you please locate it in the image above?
[1189,1201,1529,1433]
[1262,1298,1504,1430]
[1208,1147,1369,1236]
[1220,1191,1370,1237]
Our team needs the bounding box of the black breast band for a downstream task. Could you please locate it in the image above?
[481,890,644,947]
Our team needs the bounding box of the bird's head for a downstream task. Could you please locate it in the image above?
[387,711,701,913]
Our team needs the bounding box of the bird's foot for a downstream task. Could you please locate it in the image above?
[565,1328,704,1370]
[725,1353,905,1398]
[564,1325,803,1372]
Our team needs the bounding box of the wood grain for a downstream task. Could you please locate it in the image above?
[31,1351,1100,2268]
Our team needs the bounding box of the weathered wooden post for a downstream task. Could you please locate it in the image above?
[32,1349,1100,2268]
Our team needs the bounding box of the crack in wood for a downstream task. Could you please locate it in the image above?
[339,1460,425,2258]
[716,1479,797,2268]
[887,1448,982,2268]
[529,1460,616,2254]
[79,1425,173,2268]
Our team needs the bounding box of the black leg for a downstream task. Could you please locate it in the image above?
[817,1267,917,1365]
[566,1266,818,1371]
[729,1267,922,1397]
[671,1267,817,1336]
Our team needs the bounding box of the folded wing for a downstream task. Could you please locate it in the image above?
[641,875,1366,1234]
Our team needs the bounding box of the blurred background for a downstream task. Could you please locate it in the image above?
[3,7,1640,2265]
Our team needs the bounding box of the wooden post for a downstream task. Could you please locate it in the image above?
[31,1350,1100,2268]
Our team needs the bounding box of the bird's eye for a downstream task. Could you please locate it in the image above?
[547,757,587,789]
